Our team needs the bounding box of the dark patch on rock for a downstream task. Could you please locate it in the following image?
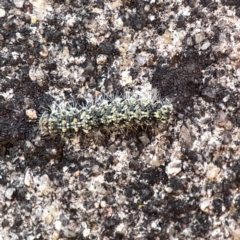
[124,182,154,202]
[201,84,228,102]
[0,169,8,185]
[140,168,168,186]
[191,213,211,237]
[212,198,223,215]
[168,176,188,193]
[98,41,115,55]
[14,187,28,201]
[12,214,23,231]
[129,159,143,171]
[115,232,125,240]
[200,0,218,10]
[142,201,160,216]
[234,195,240,211]
[104,171,115,182]
[176,15,187,29]
[103,217,120,229]
[2,219,9,228]
[221,0,240,17]
[151,49,214,99]
[121,0,170,31]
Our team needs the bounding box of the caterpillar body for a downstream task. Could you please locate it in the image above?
[39,96,173,136]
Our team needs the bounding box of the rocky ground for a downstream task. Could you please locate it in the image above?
[0,0,240,239]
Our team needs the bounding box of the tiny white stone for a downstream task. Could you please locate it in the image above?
[13,0,25,8]
[201,40,211,50]
[212,228,221,237]
[166,159,182,177]
[11,52,19,60]
[63,228,76,238]
[5,188,15,200]
[120,71,132,86]
[100,201,107,208]
[24,168,34,187]
[151,221,157,229]
[66,18,75,27]
[39,45,48,58]
[96,54,107,64]
[135,55,148,66]
[9,233,18,240]
[195,32,205,44]
[151,156,161,168]
[35,207,43,218]
[92,165,100,174]
[54,220,62,231]
[94,202,100,208]
[148,14,155,21]
[26,109,38,119]
[48,205,58,219]
[51,232,60,240]
[206,163,220,181]
[0,9,6,18]
[83,228,91,238]
[16,32,24,41]
[115,223,126,233]
[182,227,192,237]
[27,236,35,240]
[36,174,52,195]
[201,131,211,143]
[144,5,150,11]
[199,199,211,213]
[164,186,173,193]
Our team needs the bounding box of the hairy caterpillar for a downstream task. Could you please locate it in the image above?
[39,96,173,136]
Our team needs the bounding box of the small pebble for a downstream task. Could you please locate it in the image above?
[54,220,62,231]
[215,112,233,131]
[39,45,48,58]
[51,232,59,240]
[195,32,205,44]
[96,54,107,64]
[43,212,53,224]
[206,163,220,181]
[27,236,35,240]
[13,0,25,8]
[36,174,52,195]
[83,228,91,238]
[139,134,150,146]
[120,71,132,86]
[135,54,148,66]
[0,9,6,18]
[24,169,34,187]
[100,201,107,208]
[5,188,15,200]
[151,156,161,168]
[166,159,182,177]
[200,199,211,213]
[62,228,76,238]
[201,40,211,50]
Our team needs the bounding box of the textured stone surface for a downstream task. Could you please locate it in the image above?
[0,0,240,239]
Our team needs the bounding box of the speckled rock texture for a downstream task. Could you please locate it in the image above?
[0,0,240,239]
